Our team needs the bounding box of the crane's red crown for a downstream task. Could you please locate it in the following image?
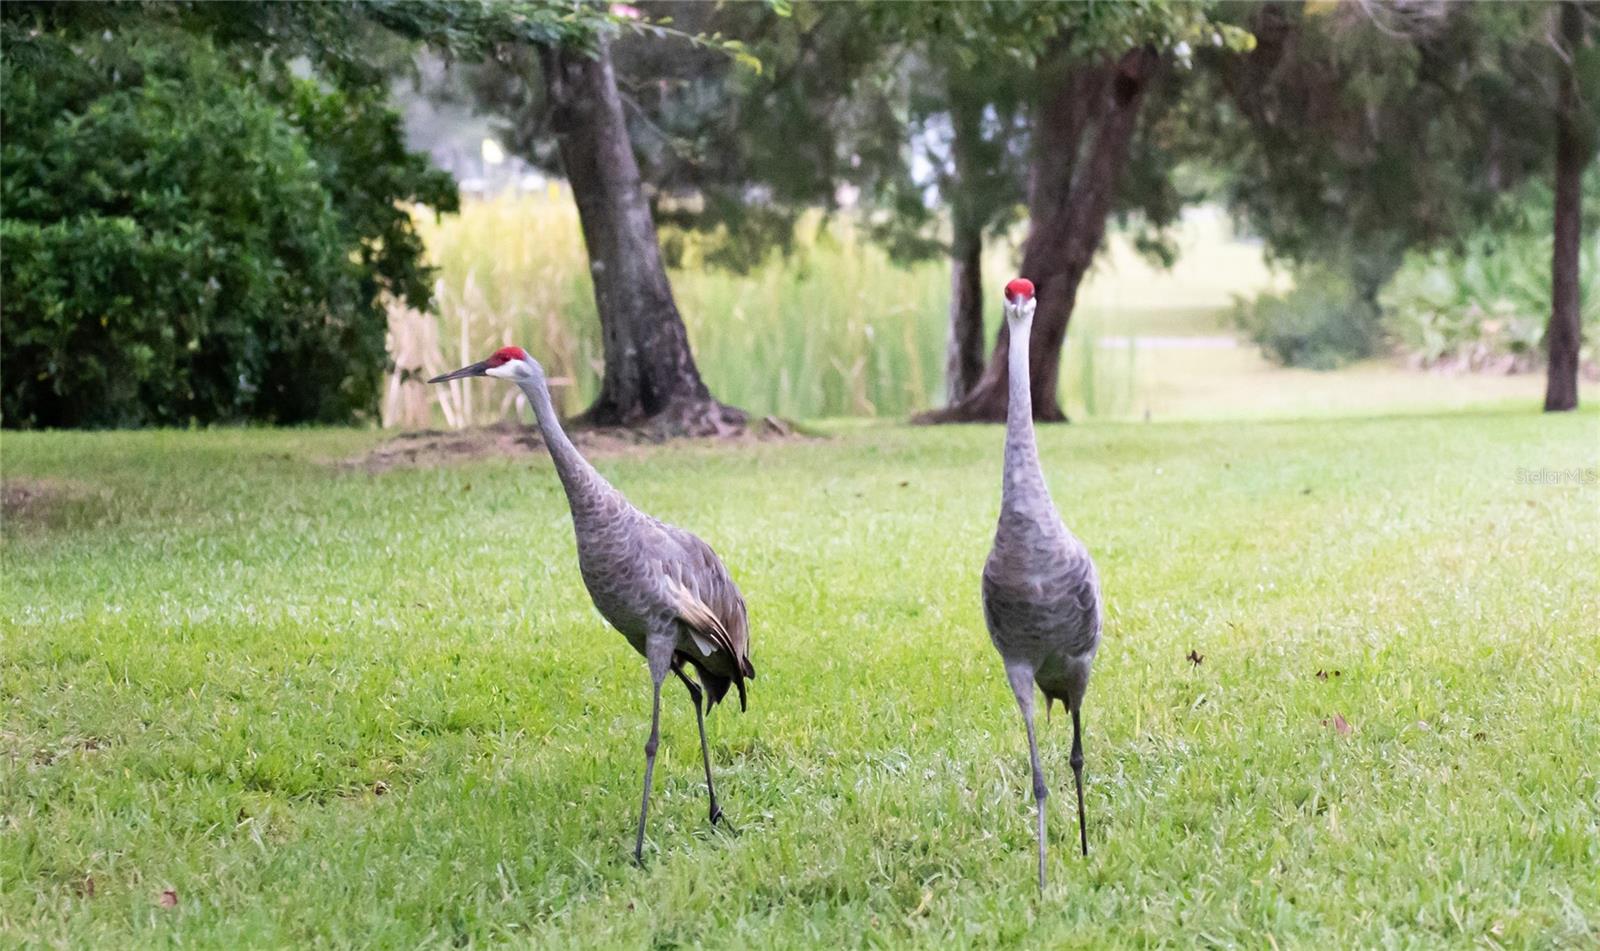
[487,346,529,367]
[1004,278,1034,302]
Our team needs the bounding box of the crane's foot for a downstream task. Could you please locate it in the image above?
[708,803,725,826]
[710,810,741,837]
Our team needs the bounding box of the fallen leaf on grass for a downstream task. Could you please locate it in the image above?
[907,889,932,918]
[1186,650,1204,666]
[158,889,178,908]
[76,876,94,899]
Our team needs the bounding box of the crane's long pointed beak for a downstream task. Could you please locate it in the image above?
[429,361,490,384]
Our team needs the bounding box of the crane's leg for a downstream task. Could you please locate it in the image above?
[1007,664,1048,892]
[1070,704,1088,858]
[673,666,723,825]
[634,637,672,866]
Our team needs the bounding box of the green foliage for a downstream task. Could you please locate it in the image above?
[855,0,1253,272]
[0,19,455,428]
[1194,4,1600,373]
[498,0,1253,273]
[1190,3,1598,285]
[1383,179,1600,371]
[618,2,900,271]
[1232,268,1384,370]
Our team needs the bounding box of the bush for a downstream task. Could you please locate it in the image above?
[1382,180,1599,373]
[1232,268,1385,370]
[0,23,454,428]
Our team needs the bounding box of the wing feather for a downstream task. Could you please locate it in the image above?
[657,524,755,681]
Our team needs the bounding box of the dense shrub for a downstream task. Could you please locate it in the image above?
[1382,181,1599,373]
[1231,268,1385,370]
[0,23,455,428]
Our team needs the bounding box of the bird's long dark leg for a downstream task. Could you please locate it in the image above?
[1070,704,1088,858]
[634,638,672,866]
[633,676,663,865]
[673,665,722,825]
[1007,665,1048,892]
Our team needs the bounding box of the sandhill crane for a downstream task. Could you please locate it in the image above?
[431,348,754,864]
[982,278,1103,890]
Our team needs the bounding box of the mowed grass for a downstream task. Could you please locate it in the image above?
[3,411,1598,947]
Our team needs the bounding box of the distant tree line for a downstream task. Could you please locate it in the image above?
[2,0,1594,429]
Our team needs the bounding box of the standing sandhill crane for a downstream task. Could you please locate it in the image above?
[982,278,1103,890]
[431,347,754,864]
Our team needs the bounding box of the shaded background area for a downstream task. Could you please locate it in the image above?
[3,1,1596,431]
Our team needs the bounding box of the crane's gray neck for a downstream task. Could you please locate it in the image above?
[1003,315,1048,508]
[516,375,609,513]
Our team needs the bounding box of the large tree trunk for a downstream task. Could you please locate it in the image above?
[1545,1,1585,413]
[920,47,1160,424]
[541,39,745,435]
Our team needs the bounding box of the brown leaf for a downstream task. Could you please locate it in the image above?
[158,888,178,908]
[1315,669,1328,681]
[1186,650,1204,666]
[373,781,389,796]
[76,876,95,899]
[1331,713,1352,736]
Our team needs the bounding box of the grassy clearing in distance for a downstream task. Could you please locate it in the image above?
[1113,347,1552,422]
[4,411,1597,947]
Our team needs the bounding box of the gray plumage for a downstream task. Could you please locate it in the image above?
[982,284,1102,890]
[431,348,753,863]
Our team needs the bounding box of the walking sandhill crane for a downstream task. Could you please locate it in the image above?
[431,347,754,864]
[982,278,1103,890]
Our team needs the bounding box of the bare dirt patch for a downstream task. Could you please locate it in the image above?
[347,416,810,472]
[1,477,101,527]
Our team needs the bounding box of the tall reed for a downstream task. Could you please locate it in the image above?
[385,191,1269,426]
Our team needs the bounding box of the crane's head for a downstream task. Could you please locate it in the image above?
[429,346,542,384]
[1003,277,1036,324]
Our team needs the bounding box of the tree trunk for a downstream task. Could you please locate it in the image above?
[1545,1,1585,413]
[944,91,988,405]
[920,47,1160,424]
[541,39,745,435]
[946,226,985,405]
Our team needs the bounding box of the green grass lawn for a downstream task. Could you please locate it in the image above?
[4,411,1598,947]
